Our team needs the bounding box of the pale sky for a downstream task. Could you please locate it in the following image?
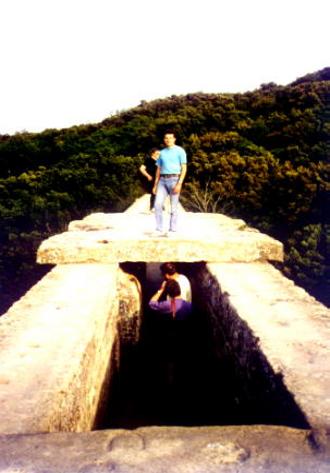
[0,0,328,135]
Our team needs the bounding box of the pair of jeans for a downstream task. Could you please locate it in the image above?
[154,176,180,232]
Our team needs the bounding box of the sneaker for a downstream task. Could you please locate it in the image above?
[167,230,177,237]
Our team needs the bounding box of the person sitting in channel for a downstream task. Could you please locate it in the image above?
[149,279,192,320]
[160,262,192,303]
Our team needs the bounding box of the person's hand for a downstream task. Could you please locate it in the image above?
[150,281,166,302]
[152,185,157,194]
[160,281,166,291]
[172,183,182,194]
[147,176,153,182]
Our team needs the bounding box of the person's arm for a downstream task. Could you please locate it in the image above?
[149,282,172,313]
[139,164,153,181]
[173,163,187,194]
[150,281,166,302]
[152,166,161,194]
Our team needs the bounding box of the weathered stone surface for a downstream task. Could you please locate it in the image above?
[0,425,329,472]
[37,196,283,264]
[1,193,330,473]
[117,267,142,348]
[0,264,142,434]
[201,262,330,431]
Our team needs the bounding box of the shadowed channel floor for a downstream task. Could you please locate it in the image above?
[101,306,240,429]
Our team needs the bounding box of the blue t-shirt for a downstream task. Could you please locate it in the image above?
[157,145,187,174]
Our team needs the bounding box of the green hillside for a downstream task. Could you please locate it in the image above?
[0,68,329,313]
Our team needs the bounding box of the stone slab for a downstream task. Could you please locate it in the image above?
[0,264,120,434]
[0,425,329,473]
[37,196,283,264]
[206,262,330,431]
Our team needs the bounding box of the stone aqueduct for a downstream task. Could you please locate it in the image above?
[0,195,330,471]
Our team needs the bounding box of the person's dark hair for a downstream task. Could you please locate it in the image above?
[163,129,176,138]
[166,279,181,298]
[160,262,176,276]
[149,147,159,155]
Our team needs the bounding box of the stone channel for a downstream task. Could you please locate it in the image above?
[0,195,329,472]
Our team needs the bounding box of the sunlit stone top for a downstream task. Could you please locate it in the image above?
[37,196,283,264]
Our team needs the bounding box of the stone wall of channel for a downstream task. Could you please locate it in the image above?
[117,268,142,351]
[193,263,310,428]
[0,264,142,434]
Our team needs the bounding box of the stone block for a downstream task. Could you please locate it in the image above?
[37,196,283,264]
[203,262,330,431]
[0,425,329,472]
[0,264,142,434]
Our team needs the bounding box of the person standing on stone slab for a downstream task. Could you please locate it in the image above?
[139,148,160,211]
[152,131,187,236]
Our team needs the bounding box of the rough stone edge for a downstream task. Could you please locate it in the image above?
[0,425,329,473]
[203,261,330,432]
